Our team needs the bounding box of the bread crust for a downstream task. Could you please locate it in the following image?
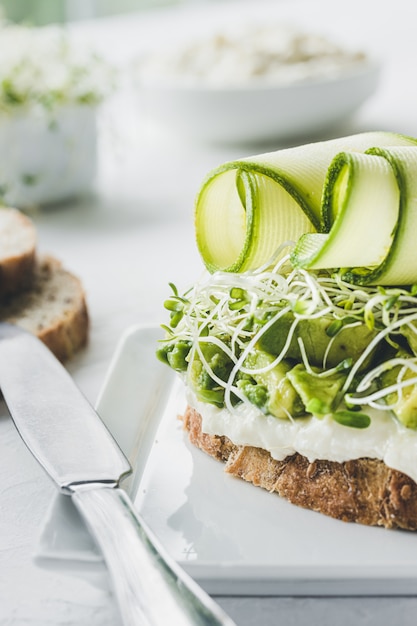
[182,405,417,530]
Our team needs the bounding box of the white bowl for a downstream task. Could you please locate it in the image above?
[0,104,98,209]
[137,60,381,145]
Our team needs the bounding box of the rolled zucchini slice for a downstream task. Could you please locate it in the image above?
[195,131,417,274]
[290,151,400,273]
[292,146,417,286]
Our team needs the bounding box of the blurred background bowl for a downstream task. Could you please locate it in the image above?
[137,59,381,145]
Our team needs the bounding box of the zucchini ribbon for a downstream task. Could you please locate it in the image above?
[195,131,417,284]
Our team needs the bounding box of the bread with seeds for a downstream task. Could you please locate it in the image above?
[183,406,417,531]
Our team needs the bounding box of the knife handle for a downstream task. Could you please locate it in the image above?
[71,484,236,626]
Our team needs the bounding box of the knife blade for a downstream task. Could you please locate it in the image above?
[0,322,236,626]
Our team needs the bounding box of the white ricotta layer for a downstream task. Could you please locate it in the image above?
[187,390,417,484]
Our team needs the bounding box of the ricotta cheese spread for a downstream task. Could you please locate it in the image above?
[187,390,417,484]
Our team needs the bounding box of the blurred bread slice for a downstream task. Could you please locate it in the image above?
[0,255,89,362]
[0,207,36,298]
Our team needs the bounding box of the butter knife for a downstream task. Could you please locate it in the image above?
[0,323,236,626]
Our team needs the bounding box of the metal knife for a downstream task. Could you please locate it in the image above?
[0,322,236,626]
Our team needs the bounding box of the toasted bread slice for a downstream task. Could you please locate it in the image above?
[0,255,89,362]
[182,405,417,531]
[0,207,36,298]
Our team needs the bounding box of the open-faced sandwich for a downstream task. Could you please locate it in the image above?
[157,131,417,530]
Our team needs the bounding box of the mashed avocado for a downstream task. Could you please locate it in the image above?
[287,363,347,415]
[157,319,368,421]
[377,356,417,428]
[157,269,417,430]
[238,350,305,418]
[257,311,379,369]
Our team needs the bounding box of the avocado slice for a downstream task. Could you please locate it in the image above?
[401,322,417,357]
[156,340,192,372]
[188,342,233,406]
[240,350,305,419]
[378,360,417,429]
[257,311,378,369]
[287,363,347,415]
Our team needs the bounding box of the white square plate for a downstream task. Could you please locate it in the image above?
[35,325,417,596]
